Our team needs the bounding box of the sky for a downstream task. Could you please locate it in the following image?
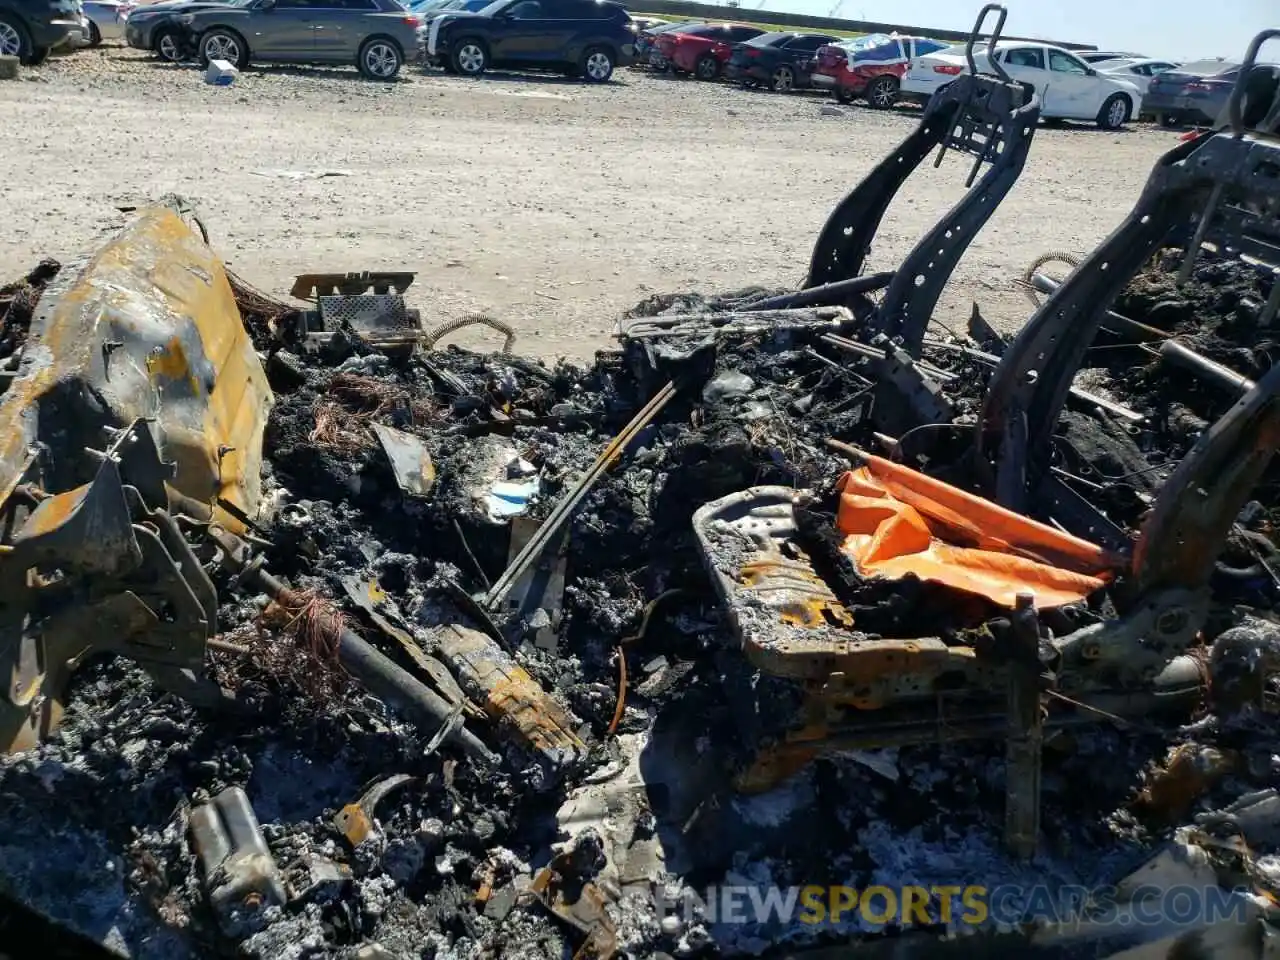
[744,0,1276,62]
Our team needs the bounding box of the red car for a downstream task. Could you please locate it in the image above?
[812,34,949,108]
[655,22,765,80]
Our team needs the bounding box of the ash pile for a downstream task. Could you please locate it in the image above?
[5,202,1280,960]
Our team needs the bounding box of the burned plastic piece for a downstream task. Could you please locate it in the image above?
[433,623,586,784]
[804,4,1041,353]
[980,29,1280,524]
[189,787,287,938]
[333,773,420,848]
[371,423,436,499]
[528,854,618,960]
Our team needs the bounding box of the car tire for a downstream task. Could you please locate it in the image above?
[694,54,718,81]
[580,45,613,83]
[358,37,402,80]
[451,38,486,76]
[87,20,102,46]
[199,28,249,69]
[1096,92,1129,130]
[154,27,183,62]
[0,15,31,62]
[835,86,854,104]
[25,44,48,66]
[864,74,899,109]
[770,64,794,93]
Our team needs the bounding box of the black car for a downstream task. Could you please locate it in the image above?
[124,0,234,60]
[0,0,81,64]
[424,0,634,82]
[725,30,836,92]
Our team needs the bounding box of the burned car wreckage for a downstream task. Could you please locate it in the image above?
[6,11,1280,960]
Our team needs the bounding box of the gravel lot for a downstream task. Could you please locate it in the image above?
[2,45,1177,359]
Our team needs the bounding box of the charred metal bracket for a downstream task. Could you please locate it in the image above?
[691,486,993,699]
[0,419,224,752]
[980,40,1280,525]
[190,786,287,938]
[803,3,1040,354]
[289,272,416,299]
[1049,361,1280,693]
[332,773,420,848]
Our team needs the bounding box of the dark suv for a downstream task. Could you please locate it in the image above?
[424,0,634,82]
[0,0,82,64]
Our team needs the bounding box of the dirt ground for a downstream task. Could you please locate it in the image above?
[1,45,1178,359]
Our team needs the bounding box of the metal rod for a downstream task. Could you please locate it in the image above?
[820,333,957,382]
[744,271,895,312]
[1159,339,1255,395]
[1004,592,1043,861]
[483,381,679,610]
[1025,274,1167,341]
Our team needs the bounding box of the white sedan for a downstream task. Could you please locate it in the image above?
[1092,57,1181,96]
[82,0,134,44]
[901,40,1144,129]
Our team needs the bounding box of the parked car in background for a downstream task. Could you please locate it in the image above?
[0,0,82,62]
[425,0,635,82]
[1142,59,1262,126]
[654,20,763,79]
[810,32,881,89]
[413,0,487,23]
[637,17,696,69]
[1093,57,1179,91]
[902,40,1143,129]
[183,0,423,79]
[813,32,948,107]
[124,0,234,61]
[82,0,132,43]
[725,30,835,92]
[628,13,664,33]
[1079,49,1146,63]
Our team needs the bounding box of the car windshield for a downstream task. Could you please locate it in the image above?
[746,32,792,47]
[1092,58,1137,70]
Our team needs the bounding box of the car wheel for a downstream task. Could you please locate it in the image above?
[770,64,794,93]
[865,74,899,109]
[358,37,401,80]
[154,27,183,62]
[580,45,613,83]
[835,86,854,104]
[88,20,102,46]
[1096,92,1129,130]
[25,44,48,65]
[694,54,718,81]
[451,38,486,76]
[200,28,248,69]
[0,15,30,61]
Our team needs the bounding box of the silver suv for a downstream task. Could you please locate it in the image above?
[183,0,423,80]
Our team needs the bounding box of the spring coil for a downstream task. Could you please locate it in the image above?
[420,314,517,355]
[1021,251,1082,308]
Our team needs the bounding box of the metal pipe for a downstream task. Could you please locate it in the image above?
[1026,274,1167,341]
[820,333,957,382]
[743,271,895,312]
[1159,339,1255,395]
[224,552,499,766]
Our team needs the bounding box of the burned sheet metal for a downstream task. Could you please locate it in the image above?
[371,423,436,499]
[528,853,619,960]
[189,786,287,938]
[0,205,274,750]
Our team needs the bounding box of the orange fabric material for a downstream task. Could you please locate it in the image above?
[835,456,1114,609]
